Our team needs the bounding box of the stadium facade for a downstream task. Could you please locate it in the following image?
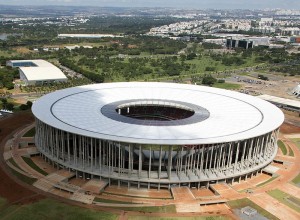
[32,82,284,189]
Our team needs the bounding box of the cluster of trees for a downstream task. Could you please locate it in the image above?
[202,42,223,50]
[270,64,300,76]
[19,101,33,110]
[0,98,32,111]
[59,58,104,83]
[0,67,18,89]
[191,74,222,86]
[140,36,186,55]
[20,78,92,94]
[63,51,191,81]
[221,56,245,66]
[0,98,14,111]
[258,74,269,81]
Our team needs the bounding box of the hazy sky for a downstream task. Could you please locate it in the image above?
[1,0,300,9]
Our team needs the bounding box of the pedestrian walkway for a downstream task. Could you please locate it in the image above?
[249,193,300,220]
[171,186,195,201]
[81,179,108,194]
[70,191,95,204]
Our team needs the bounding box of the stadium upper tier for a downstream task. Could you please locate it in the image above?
[32,82,284,145]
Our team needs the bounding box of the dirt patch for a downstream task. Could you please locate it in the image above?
[280,122,300,134]
[0,111,44,204]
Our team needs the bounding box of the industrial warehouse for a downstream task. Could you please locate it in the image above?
[32,82,284,189]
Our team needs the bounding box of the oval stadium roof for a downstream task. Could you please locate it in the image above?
[32,82,284,145]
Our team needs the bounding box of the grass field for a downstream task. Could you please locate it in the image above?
[0,197,6,209]
[267,189,300,212]
[288,145,294,157]
[8,166,37,185]
[277,140,287,155]
[22,156,48,176]
[292,173,300,185]
[23,127,36,137]
[8,158,23,171]
[120,205,177,213]
[292,138,300,150]
[212,82,241,90]
[94,197,134,204]
[256,176,278,187]
[227,198,280,220]
[0,198,118,220]
[128,216,230,220]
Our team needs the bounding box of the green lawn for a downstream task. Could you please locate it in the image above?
[277,140,287,155]
[8,166,37,185]
[212,82,241,90]
[94,197,135,204]
[288,145,294,157]
[128,216,229,220]
[227,198,279,220]
[292,173,300,185]
[22,156,48,176]
[23,128,36,137]
[267,189,300,212]
[0,197,6,209]
[256,176,278,187]
[292,138,300,150]
[0,198,118,220]
[120,205,176,213]
[8,158,23,171]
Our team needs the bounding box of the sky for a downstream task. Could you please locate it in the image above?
[0,0,300,10]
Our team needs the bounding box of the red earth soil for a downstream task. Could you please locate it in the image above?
[0,111,44,204]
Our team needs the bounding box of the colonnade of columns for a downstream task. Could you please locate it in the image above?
[35,119,279,188]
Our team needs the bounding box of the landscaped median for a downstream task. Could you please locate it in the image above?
[267,189,300,213]
[6,158,37,185]
[227,198,279,220]
[21,156,48,176]
[292,173,300,186]
[277,140,287,155]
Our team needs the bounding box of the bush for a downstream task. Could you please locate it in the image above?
[258,74,269,81]
[202,74,217,86]
[205,67,216,71]
[19,104,29,110]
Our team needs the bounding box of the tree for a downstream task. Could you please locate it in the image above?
[186,53,197,60]
[202,75,217,86]
[26,101,33,108]
[6,103,14,111]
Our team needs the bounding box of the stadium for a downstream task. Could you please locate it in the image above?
[32,82,284,189]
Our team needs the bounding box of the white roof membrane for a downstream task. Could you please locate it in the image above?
[32,82,284,145]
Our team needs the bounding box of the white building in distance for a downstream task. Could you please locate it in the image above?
[7,59,67,86]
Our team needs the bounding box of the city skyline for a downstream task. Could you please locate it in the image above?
[1,0,300,10]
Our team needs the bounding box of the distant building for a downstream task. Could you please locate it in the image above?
[64,45,93,50]
[226,37,253,49]
[280,27,300,36]
[58,34,123,39]
[226,36,270,49]
[290,36,300,43]
[7,60,67,86]
[203,38,226,45]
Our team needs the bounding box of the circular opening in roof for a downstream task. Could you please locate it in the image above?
[116,103,195,121]
[101,99,210,126]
